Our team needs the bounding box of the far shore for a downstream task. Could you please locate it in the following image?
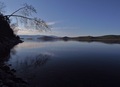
[59,35,120,44]
[20,35,120,44]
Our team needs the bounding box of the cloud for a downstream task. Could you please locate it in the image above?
[51,27,80,30]
[46,21,56,25]
[46,21,62,26]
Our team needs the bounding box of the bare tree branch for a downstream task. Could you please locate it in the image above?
[5,14,49,30]
[8,7,25,18]
[9,3,37,18]
[0,2,50,33]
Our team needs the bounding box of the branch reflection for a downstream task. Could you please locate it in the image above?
[13,53,51,82]
[17,54,50,68]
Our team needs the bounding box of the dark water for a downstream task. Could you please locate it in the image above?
[7,40,120,87]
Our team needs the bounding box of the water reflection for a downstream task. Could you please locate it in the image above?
[7,40,120,87]
[14,54,50,70]
[78,40,120,44]
[0,45,11,63]
[0,44,28,87]
[16,41,46,49]
[7,43,52,87]
[12,54,51,85]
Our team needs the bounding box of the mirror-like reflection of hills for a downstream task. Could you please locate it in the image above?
[6,39,120,87]
[7,41,53,87]
[0,40,53,87]
[16,41,46,49]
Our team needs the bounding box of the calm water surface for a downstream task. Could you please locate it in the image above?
[7,40,120,87]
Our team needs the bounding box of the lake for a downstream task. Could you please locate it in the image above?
[7,40,120,87]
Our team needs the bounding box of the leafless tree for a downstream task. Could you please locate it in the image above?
[0,2,50,33]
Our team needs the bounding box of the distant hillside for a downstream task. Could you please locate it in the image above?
[60,35,120,40]
[60,35,120,44]
[19,35,59,41]
[19,35,120,44]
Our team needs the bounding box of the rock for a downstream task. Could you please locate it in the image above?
[0,13,27,87]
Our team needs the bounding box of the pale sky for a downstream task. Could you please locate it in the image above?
[1,0,120,36]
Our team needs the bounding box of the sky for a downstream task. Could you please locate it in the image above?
[0,0,120,36]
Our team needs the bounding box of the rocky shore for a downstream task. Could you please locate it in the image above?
[0,38,28,87]
[0,13,29,87]
[0,64,28,87]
